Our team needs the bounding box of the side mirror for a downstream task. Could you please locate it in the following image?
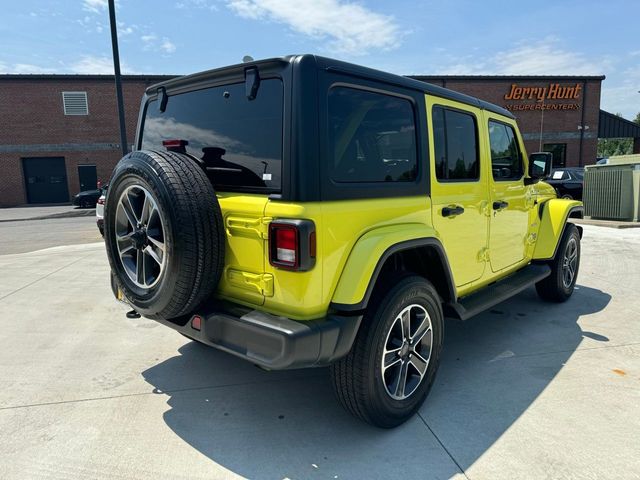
[525,152,552,185]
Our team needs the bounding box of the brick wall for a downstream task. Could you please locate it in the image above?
[0,73,604,206]
[413,76,603,167]
[0,75,173,207]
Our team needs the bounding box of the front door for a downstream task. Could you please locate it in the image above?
[78,164,97,191]
[428,99,488,287]
[487,118,530,272]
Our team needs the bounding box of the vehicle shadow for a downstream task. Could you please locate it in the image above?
[141,284,610,479]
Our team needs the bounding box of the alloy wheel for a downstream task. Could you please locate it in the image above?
[562,237,578,288]
[381,304,433,400]
[115,185,166,289]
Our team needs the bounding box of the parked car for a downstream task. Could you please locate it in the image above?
[103,55,583,428]
[96,185,108,236]
[545,168,584,200]
[72,188,102,208]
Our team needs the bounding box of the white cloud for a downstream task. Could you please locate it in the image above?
[176,0,218,10]
[141,34,176,54]
[225,0,401,55]
[160,39,176,54]
[69,55,114,74]
[82,0,108,14]
[600,64,640,119]
[435,38,608,76]
[0,62,57,74]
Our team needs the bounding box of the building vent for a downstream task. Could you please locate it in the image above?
[62,92,89,115]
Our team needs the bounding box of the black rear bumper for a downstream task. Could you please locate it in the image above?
[153,307,362,370]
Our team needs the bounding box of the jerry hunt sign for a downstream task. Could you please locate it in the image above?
[503,83,582,112]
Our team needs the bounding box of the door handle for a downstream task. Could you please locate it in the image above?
[442,206,465,217]
[493,201,509,210]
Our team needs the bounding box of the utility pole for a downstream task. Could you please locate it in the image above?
[108,0,128,157]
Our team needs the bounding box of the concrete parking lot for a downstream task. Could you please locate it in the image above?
[0,220,638,479]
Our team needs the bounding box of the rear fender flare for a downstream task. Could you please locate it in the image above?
[330,224,456,312]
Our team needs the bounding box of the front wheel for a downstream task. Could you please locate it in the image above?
[330,276,443,428]
[536,223,581,302]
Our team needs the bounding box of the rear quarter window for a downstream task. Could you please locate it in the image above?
[328,87,417,183]
[141,78,283,192]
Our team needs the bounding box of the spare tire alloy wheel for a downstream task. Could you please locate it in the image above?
[115,185,166,289]
[381,304,433,400]
[104,150,225,320]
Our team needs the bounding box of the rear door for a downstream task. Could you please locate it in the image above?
[486,117,531,272]
[428,97,488,287]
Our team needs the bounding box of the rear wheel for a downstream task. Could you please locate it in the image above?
[104,149,225,320]
[536,223,580,302]
[330,276,443,428]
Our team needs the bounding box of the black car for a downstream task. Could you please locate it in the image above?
[72,188,103,208]
[545,168,584,200]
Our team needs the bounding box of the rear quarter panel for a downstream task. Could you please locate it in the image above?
[263,196,432,320]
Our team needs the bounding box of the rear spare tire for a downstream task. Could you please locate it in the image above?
[104,150,224,320]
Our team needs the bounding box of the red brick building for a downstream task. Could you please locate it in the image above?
[0,72,630,207]
[411,75,605,169]
[0,74,172,207]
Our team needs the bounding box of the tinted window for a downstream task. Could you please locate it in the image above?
[488,121,523,181]
[142,79,283,192]
[433,107,479,181]
[328,87,417,183]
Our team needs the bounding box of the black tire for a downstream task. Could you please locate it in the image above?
[104,149,225,320]
[535,223,580,302]
[330,276,444,428]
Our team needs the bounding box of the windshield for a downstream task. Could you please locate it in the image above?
[141,78,283,192]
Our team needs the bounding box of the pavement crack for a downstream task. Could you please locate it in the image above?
[0,374,323,412]
[418,412,470,480]
[498,341,640,361]
[0,253,93,302]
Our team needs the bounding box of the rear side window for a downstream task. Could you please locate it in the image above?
[328,87,417,183]
[432,106,479,181]
[488,121,523,181]
[141,78,283,192]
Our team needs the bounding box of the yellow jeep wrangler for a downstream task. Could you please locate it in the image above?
[104,55,583,428]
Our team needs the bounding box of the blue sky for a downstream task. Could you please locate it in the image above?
[2,0,639,119]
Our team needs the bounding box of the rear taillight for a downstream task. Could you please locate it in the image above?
[162,139,188,153]
[97,197,105,205]
[269,220,316,271]
[274,226,297,266]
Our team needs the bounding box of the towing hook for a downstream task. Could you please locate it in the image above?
[126,309,141,319]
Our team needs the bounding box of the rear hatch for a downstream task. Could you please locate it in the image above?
[138,72,285,306]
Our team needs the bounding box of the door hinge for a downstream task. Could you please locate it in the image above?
[226,270,274,297]
[226,216,273,239]
[478,248,490,262]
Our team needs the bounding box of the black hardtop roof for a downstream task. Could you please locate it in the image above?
[146,54,515,119]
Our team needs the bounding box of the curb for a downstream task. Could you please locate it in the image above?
[571,218,640,229]
[0,209,95,223]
